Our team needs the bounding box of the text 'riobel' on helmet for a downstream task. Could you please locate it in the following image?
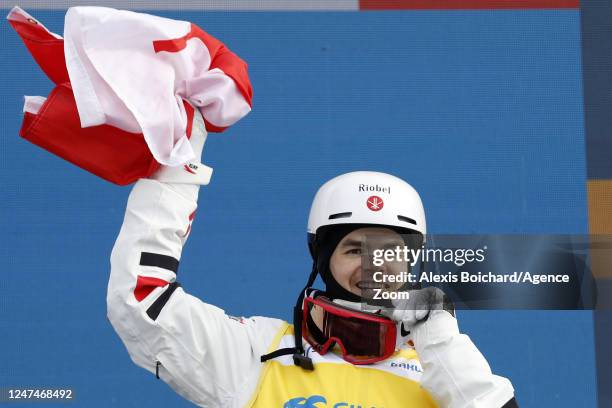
[307,171,426,239]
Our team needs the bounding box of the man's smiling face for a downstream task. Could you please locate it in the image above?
[329,227,408,299]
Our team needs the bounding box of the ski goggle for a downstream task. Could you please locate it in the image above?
[302,295,397,365]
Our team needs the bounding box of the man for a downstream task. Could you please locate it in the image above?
[107,109,518,407]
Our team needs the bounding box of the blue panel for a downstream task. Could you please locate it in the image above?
[582,0,612,179]
[0,9,594,408]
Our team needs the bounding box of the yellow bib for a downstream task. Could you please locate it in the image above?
[249,325,438,408]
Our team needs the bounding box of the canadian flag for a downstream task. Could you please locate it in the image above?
[7,6,252,185]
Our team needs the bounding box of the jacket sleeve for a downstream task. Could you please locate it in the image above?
[107,178,284,408]
[413,311,516,408]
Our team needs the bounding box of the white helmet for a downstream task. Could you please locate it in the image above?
[307,171,426,238]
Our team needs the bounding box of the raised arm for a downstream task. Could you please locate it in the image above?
[106,111,284,407]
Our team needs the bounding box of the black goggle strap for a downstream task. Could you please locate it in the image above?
[260,263,319,370]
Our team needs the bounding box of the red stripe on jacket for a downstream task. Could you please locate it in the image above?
[134,276,170,302]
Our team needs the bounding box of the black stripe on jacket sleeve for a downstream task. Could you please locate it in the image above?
[140,252,179,274]
[146,282,181,321]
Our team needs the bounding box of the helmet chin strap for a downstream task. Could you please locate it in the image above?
[259,263,318,370]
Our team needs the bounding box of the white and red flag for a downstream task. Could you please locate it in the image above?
[8,6,252,183]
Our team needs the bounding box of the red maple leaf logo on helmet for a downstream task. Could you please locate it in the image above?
[367,196,384,211]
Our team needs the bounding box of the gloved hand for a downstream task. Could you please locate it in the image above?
[150,107,213,200]
[381,286,455,348]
